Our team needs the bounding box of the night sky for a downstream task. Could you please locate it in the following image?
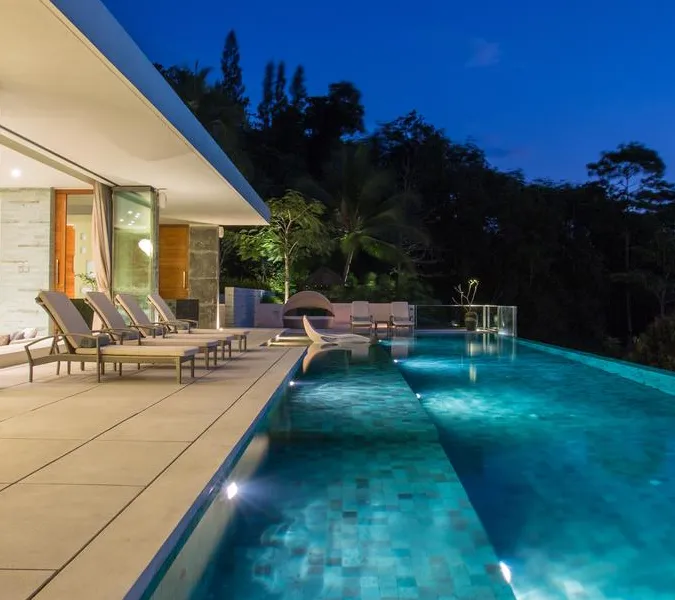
[103,0,675,182]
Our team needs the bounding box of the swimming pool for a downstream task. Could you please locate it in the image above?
[394,334,675,599]
[138,340,514,600]
[136,333,675,600]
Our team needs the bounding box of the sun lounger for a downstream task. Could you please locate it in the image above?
[147,293,249,351]
[350,301,374,333]
[114,294,234,361]
[29,291,198,384]
[303,315,372,346]
[85,292,220,368]
[389,302,415,333]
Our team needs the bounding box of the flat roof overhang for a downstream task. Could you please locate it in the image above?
[0,0,269,226]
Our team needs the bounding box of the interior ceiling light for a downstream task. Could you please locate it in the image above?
[10,168,21,178]
[138,238,153,257]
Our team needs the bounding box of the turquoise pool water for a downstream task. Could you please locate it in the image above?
[141,333,675,600]
[394,335,675,599]
[162,342,514,600]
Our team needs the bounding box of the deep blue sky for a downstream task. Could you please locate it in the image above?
[103,0,675,182]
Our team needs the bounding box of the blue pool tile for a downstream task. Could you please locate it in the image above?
[150,341,516,600]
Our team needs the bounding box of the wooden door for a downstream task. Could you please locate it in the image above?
[65,226,76,297]
[53,191,67,292]
[53,189,93,297]
[159,225,189,299]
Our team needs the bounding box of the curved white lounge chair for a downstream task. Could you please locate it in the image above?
[302,316,372,345]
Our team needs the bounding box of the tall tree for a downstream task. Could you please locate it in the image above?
[322,144,423,283]
[258,61,275,128]
[588,142,674,340]
[290,65,308,111]
[273,61,288,116]
[236,191,328,301]
[220,30,248,109]
[305,82,366,179]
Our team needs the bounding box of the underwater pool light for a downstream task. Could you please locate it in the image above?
[226,482,238,500]
[393,359,399,363]
[499,561,512,584]
[289,380,296,387]
[415,393,422,400]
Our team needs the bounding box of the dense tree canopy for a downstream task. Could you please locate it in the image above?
[157,31,675,360]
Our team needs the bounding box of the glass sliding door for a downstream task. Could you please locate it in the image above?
[112,188,157,314]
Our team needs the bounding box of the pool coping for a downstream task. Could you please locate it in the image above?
[519,338,675,396]
[123,349,306,600]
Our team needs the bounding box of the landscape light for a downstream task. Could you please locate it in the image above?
[226,482,238,500]
[499,561,512,584]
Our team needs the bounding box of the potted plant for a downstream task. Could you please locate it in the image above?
[72,273,98,328]
[76,272,98,293]
[453,279,479,331]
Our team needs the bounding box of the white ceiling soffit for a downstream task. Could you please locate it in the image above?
[0,0,269,226]
[0,143,89,188]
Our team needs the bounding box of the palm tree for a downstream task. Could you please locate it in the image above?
[324,144,424,283]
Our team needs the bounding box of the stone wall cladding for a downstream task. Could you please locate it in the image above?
[0,188,52,333]
[188,226,218,328]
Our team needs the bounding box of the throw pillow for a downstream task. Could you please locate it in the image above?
[21,327,38,339]
[0,335,9,346]
[9,330,24,341]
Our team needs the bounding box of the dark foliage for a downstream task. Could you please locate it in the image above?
[156,34,675,365]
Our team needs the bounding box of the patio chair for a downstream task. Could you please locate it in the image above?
[389,302,415,333]
[28,291,198,384]
[350,301,374,333]
[86,292,220,368]
[303,316,372,346]
[115,294,234,361]
[147,293,249,352]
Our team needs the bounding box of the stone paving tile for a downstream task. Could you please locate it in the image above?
[0,569,55,600]
[0,330,294,599]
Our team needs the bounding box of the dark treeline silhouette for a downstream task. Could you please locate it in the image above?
[155,30,675,361]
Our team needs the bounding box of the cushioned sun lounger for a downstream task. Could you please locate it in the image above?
[148,293,249,351]
[115,293,234,360]
[389,302,415,333]
[85,292,220,368]
[350,301,374,333]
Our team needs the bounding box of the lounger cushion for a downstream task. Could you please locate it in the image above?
[190,329,244,338]
[390,302,411,320]
[87,292,141,341]
[75,345,199,357]
[139,338,220,349]
[38,291,111,349]
[147,293,174,322]
[351,302,371,320]
[116,294,164,336]
[168,334,234,343]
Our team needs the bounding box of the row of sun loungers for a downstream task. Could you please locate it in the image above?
[350,301,415,333]
[25,291,250,384]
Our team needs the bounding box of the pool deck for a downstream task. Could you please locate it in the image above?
[0,329,305,600]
